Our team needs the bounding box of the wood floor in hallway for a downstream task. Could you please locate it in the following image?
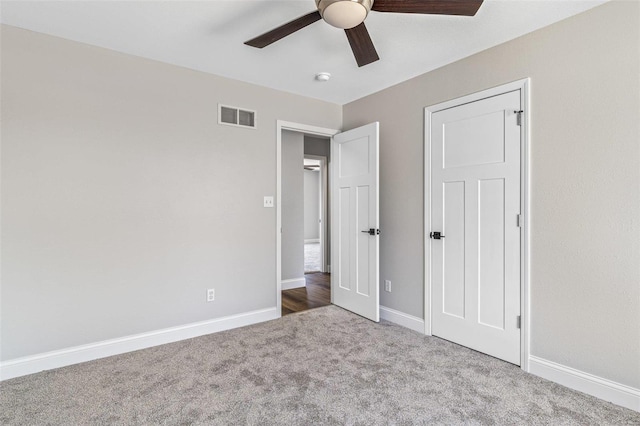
[282,272,331,316]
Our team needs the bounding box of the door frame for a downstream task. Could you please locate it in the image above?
[276,120,340,317]
[423,78,531,371]
[304,154,328,273]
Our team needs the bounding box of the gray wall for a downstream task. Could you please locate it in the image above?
[343,1,640,388]
[0,25,341,361]
[304,170,320,240]
[304,135,330,158]
[281,131,305,281]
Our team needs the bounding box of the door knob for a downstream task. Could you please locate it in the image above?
[361,228,380,236]
[430,232,444,240]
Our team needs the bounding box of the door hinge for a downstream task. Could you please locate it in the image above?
[517,315,521,329]
[517,214,523,228]
[514,110,524,126]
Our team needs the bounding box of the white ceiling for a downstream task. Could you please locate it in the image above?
[0,0,608,104]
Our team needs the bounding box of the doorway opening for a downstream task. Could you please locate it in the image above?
[277,121,339,317]
[277,120,381,321]
[303,155,326,274]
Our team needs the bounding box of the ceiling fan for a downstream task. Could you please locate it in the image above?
[245,0,484,67]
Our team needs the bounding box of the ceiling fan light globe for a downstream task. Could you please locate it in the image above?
[316,0,372,29]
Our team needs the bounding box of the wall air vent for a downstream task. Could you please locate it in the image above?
[218,104,257,129]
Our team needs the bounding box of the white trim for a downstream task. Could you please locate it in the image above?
[529,356,640,412]
[380,306,425,334]
[424,106,433,336]
[424,78,531,369]
[520,79,532,372]
[0,307,278,381]
[304,239,320,244]
[276,121,340,318]
[281,277,306,290]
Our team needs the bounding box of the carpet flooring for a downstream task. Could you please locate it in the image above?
[1,306,638,425]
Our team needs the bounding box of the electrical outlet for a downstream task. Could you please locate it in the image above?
[384,280,391,292]
[207,288,215,302]
[263,196,274,208]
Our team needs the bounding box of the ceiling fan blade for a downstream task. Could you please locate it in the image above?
[371,0,483,16]
[344,23,379,67]
[244,11,322,48]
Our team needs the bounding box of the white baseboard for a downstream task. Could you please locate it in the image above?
[529,355,640,412]
[281,277,305,290]
[380,306,425,334]
[0,307,278,381]
[304,239,320,244]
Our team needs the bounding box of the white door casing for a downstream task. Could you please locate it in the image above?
[429,89,524,365]
[331,122,380,322]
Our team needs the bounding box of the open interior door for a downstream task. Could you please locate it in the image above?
[331,122,380,322]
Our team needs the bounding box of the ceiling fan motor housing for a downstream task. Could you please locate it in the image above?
[316,0,374,29]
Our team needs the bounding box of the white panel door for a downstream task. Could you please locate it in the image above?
[331,122,380,322]
[431,90,522,365]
